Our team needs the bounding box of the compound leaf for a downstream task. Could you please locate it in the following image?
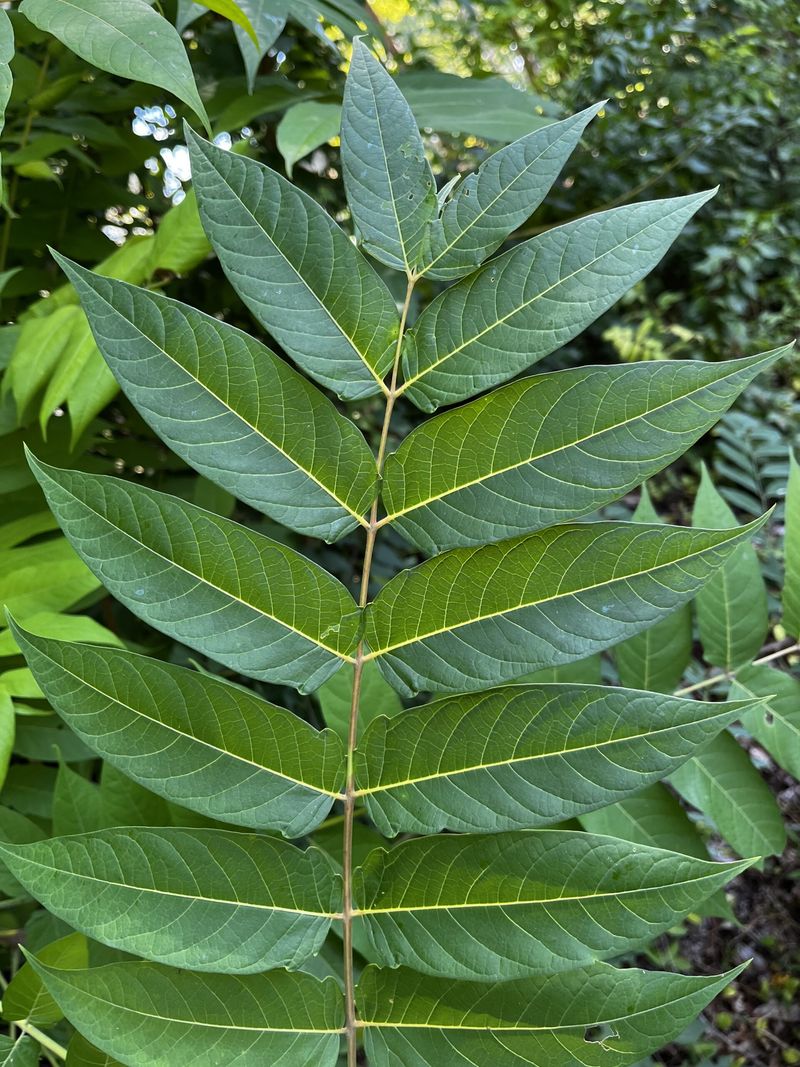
[670,730,786,858]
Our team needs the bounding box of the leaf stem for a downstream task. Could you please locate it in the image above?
[342,275,415,1067]
[12,1020,67,1060]
[674,640,800,696]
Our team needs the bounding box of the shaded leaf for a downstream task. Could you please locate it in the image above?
[19,0,210,132]
[670,730,786,858]
[783,451,800,636]
[731,663,800,780]
[277,100,341,176]
[693,464,768,669]
[614,486,692,692]
[2,932,88,1025]
[315,659,401,744]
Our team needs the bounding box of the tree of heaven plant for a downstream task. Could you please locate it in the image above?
[0,39,793,1067]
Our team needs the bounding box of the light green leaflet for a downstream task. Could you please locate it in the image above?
[341,39,437,272]
[55,254,378,542]
[353,830,750,980]
[27,454,361,693]
[186,127,399,401]
[277,101,342,177]
[782,451,800,636]
[671,730,786,859]
[580,783,710,859]
[358,962,746,1067]
[316,659,402,743]
[2,932,88,1026]
[400,189,716,412]
[0,828,340,972]
[19,0,210,134]
[731,663,800,779]
[614,486,692,691]
[355,683,759,836]
[418,103,604,280]
[0,10,11,203]
[693,463,768,668]
[9,621,345,837]
[27,957,344,1066]
[365,517,768,696]
[381,350,784,553]
[66,1032,121,1067]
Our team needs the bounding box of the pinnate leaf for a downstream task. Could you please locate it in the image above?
[670,730,786,858]
[693,463,768,669]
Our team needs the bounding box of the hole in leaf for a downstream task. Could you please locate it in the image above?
[584,1023,618,1045]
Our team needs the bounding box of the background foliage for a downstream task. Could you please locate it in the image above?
[0,1,797,1064]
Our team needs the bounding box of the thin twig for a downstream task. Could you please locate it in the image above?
[675,641,800,697]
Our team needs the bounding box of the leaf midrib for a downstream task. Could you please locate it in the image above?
[363,527,742,659]
[354,864,738,915]
[399,200,694,393]
[4,849,342,919]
